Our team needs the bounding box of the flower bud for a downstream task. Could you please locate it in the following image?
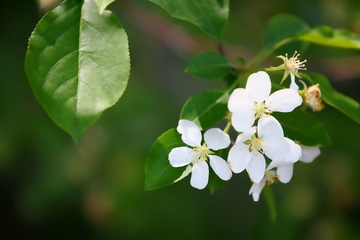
[304,84,324,111]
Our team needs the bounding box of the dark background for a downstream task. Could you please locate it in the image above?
[1,0,360,239]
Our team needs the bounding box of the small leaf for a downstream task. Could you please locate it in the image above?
[145,129,187,191]
[296,26,360,49]
[149,0,229,42]
[273,108,331,146]
[93,0,114,13]
[25,0,130,141]
[180,90,229,129]
[185,51,233,80]
[304,73,360,124]
[264,13,310,50]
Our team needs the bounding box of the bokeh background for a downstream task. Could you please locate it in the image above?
[1,0,360,239]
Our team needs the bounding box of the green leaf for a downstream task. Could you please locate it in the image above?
[145,128,187,191]
[296,26,360,49]
[93,0,114,13]
[180,90,229,129]
[304,73,360,124]
[25,0,130,141]
[264,13,310,50]
[185,51,233,80]
[149,0,229,42]
[273,108,331,146]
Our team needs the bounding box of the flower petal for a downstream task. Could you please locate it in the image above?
[204,128,230,150]
[228,143,251,173]
[289,73,299,90]
[277,164,294,183]
[262,135,288,161]
[169,147,195,167]
[246,153,265,183]
[249,178,266,202]
[209,155,232,181]
[231,106,255,132]
[283,138,302,163]
[228,88,249,112]
[246,71,271,102]
[235,127,257,143]
[299,146,321,163]
[258,115,284,137]
[190,161,209,190]
[177,119,202,147]
[265,89,302,112]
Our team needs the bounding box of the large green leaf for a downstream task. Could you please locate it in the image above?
[93,0,114,13]
[149,0,229,42]
[273,108,331,146]
[303,73,360,124]
[185,51,233,80]
[25,0,130,141]
[264,13,310,50]
[180,90,229,129]
[296,26,360,49]
[145,128,187,191]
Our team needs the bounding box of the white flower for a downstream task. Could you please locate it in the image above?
[228,71,303,132]
[169,120,232,190]
[267,51,307,90]
[299,145,321,163]
[227,115,301,183]
[249,167,278,202]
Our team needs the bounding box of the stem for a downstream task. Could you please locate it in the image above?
[223,119,232,133]
[218,43,225,56]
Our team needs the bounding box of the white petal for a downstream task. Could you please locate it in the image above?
[258,115,284,137]
[235,127,257,143]
[228,88,249,112]
[227,143,251,173]
[169,147,195,167]
[283,138,302,163]
[177,119,202,147]
[299,146,321,163]
[190,161,209,190]
[231,106,255,132]
[246,71,271,102]
[204,128,230,150]
[246,153,266,183]
[289,73,299,90]
[209,155,232,181]
[265,89,302,112]
[277,164,294,183]
[262,135,288,161]
[249,178,266,202]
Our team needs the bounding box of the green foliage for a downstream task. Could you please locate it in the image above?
[264,13,310,50]
[180,90,229,129]
[145,128,186,191]
[273,109,331,146]
[93,0,114,13]
[25,0,130,141]
[297,26,360,49]
[149,0,229,42]
[185,51,233,80]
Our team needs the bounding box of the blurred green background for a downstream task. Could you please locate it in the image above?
[1,0,360,239]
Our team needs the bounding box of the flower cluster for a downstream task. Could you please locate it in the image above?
[168,52,321,201]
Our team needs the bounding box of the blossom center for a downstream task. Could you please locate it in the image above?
[250,136,263,155]
[253,101,271,119]
[285,51,307,73]
[192,144,211,164]
[264,170,279,185]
